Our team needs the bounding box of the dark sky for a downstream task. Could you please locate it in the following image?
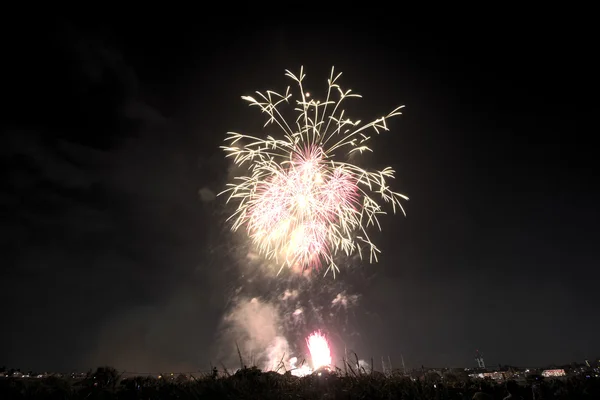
[2,17,598,373]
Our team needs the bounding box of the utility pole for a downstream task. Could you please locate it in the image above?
[475,350,486,369]
[401,354,406,376]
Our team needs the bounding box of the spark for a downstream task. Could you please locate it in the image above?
[220,66,408,276]
[306,331,332,371]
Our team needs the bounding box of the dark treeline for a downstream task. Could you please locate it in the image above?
[1,366,599,399]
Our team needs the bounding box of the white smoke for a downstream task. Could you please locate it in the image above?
[198,187,216,202]
[357,359,372,374]
[281,289,299,301]
[216,236,365,376]
[264,336,291,371]
[220,297,294,371]
[331,291,360,308]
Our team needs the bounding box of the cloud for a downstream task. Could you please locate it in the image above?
[198,187,216,202]
[0,27,221,372]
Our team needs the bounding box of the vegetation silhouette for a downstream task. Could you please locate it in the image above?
[1,364,599,399]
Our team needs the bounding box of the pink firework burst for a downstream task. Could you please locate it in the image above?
[220,67,408,277]
[246,145,359,272]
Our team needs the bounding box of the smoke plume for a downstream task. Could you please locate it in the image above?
[218,296,294,371]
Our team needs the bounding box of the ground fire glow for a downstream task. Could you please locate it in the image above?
[307,331,332,371]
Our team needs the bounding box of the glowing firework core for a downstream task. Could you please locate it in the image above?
[220,66,408,276]
[247,145,359,270]
[307,331,332,370]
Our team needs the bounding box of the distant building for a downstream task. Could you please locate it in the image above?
[542,369,566,377]
[469,371,507,381]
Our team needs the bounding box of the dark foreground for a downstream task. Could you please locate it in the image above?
[1,367,599,399]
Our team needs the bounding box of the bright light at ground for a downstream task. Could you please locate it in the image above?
[289,357,313,377]
[307,331,332,370]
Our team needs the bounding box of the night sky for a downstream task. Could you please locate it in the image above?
[2,17,597,373]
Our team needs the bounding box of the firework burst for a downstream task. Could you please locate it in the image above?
[220,67,408,276]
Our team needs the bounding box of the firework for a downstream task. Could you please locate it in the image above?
[306,331,332,370]
[220,66,408,276]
